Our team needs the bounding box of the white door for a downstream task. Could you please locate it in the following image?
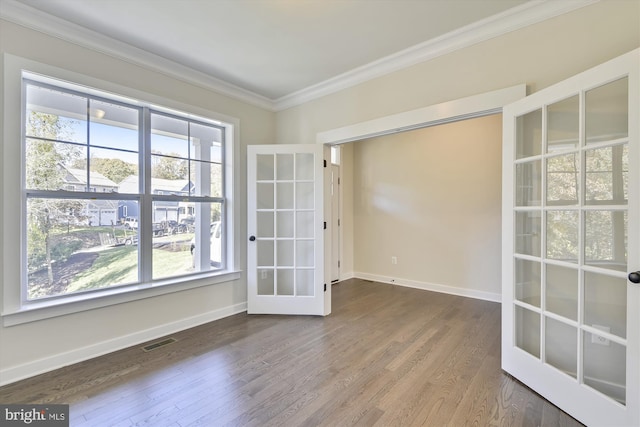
[331,164,340,283]
[502,49,639,426]
[247,144,330,315]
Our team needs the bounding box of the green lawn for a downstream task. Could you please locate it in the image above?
[66,245,195,293]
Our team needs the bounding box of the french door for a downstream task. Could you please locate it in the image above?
[247,144,330,315]
[502,49,639,426]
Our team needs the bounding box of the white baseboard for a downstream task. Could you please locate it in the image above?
[353,272,501,303]
[337,271,355,282]
[0,302,247,387]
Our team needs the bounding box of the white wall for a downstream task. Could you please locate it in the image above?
[352,114,503,300]
[0,20,275,385]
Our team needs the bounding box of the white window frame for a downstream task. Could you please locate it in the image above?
[1,54,240,326]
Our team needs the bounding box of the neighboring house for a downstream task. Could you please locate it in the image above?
[117,175,195,223]
[62,167,118,193]
[62,167,119,226]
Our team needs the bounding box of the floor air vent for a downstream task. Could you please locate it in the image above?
[142,337,177,352]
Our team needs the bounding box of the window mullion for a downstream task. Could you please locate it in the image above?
[140,107,153,283]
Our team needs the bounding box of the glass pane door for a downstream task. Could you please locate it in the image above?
[503,49,639,427]
[247,144,327,316]
[514,77,629,404]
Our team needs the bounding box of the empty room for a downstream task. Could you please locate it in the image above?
[1,1,639,426]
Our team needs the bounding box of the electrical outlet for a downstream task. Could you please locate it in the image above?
[260,270,267,280]
[391,256,397,265]
[591,324,611,346]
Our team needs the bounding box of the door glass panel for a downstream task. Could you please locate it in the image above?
[585,144,628,204]
[257,269,274,295]
[257,211,274,238]
[296,211,315,239]
[585,210,627,271]
[547,95,579,152]
[257,183,274,209]
[585,77,628,144]
[545,317,577,379]
[546,210,579,263]
[296,270,314,296]
[515,211,541,257]
[547,153,579,205]
[296,182,314,209]
[515,258,540,307]
[296,153,314,180]
[256,154,274,180]
[584,272,627,338]
[516,161,541,206]
[277,211,294,238]
[257,240,274,266]
[277,240,294,266]
[545,264,578,321]
[277,269,294,295]
[296,240,314,267]
[516,109,542,159]
[583,331,626,404]
[276,182,294,209]
[515,305,540,358]
[276,154,294,180]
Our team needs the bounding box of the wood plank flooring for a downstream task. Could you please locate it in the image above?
[0,279,583,426]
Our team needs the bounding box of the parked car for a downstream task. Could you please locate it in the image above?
[190,221,222,266]
[166,220,188,234]
[180,216,195,232]
[122,217,138,229]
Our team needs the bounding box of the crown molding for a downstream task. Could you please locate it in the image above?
[0,0,275,111]
[2,0,598,113]
[273,0,599,111]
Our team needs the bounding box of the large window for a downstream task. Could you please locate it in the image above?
[23,75,230,302]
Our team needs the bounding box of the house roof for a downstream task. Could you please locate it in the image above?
[64,167,118,188]
[118,175,191,194]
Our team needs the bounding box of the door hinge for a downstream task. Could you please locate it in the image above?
[338,260,340,268]
[324,283,327,292]
[338,219,340,226]
[324,221,327,230]
[324,159,327,167]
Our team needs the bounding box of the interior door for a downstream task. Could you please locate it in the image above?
[331,164,340,283]
[502,49,639,426]
[247,144,330,315]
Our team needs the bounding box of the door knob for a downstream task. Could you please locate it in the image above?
[249,235,256,242]
[629,271,640,284]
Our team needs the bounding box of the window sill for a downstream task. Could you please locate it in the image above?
[1,270,242,327]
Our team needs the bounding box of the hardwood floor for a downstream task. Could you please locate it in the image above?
[0,279,583,426]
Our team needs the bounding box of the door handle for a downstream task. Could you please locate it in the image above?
[629,271,640,284]
[249,235,256,242]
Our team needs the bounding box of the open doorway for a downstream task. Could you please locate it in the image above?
[320,85,525,301]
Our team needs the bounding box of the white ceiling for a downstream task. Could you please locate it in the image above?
[2,0,595,110]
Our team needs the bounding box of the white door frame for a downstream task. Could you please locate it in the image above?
[315,84,527,285]
[316,84,526,146]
